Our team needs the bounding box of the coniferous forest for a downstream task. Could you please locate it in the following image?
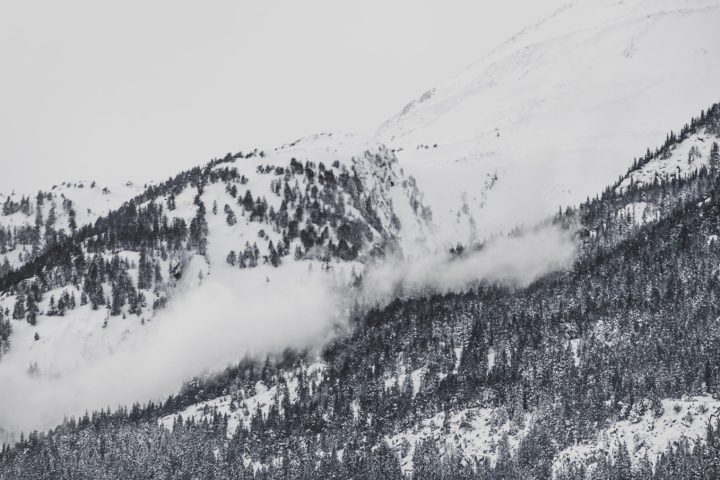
[1,99,720,479]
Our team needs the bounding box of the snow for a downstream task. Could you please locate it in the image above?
[487,348,496,372]
[377,0,720,245]
[159,362,326,438]
[275,133,433,256]
[453,346,463,374]
[569,338,581,367]
[384,366,426,396]
[0,180,142,231]
[619,201,655,226]
[2,0,719,453]
[0,180,143,269]
[606,128,720,226]
[196,132,433,260]
[351,399,360,421]
[0,247,168,379]
[0,131,436,437]
[618,131,718,192]
[386,407,533,474]
[553,395,720,476]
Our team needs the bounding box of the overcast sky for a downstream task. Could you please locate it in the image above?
[0,0,564,192]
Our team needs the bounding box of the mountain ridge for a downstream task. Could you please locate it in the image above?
[4,101,720,478]
[376,0,720,245]
[2,1,720,478]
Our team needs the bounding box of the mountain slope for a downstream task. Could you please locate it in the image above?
[4,105,720,479]
[2,1,720,476]
[378,0,720,244]
[0,181,143,274]
[0,133,431,437]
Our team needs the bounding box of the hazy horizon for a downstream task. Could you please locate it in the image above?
[0,0,565,192]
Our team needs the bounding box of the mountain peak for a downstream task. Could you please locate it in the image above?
[375,0,720,245]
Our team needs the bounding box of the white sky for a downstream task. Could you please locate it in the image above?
[0,0,564,192]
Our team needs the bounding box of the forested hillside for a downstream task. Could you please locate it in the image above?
[0,134,431,441]
[378,0,720,246]
[2,104,720,479]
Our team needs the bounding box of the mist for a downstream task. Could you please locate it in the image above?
[0,259,347,437]
[358,223,578,307]
[0,224,576,439]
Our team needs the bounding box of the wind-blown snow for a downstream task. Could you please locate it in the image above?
[378,0,720,245]
[0,257,346,437]
[357,223,577,306]
[0,133,434,438]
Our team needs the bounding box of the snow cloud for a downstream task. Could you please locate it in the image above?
[358,223,577,306]
[0,223,576,439]
[0,259,347,438]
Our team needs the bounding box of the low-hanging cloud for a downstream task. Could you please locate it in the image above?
[0,223,576,440]
[358,223,577,306]
[0,259,347,438]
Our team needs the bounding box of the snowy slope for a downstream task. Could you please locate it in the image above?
[377,0,720,245]
[158,362,327,438]
[386,407,532,475]
[617,131,718,193]
[0,180,143,230]
[0,133,432,437]
[606,122,720,226]
[0,180,144,270]
[198,132,433,264]
[553,396,720,477]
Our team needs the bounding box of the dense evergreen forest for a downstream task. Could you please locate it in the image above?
[0,143,419,360]
[1,104,720,479]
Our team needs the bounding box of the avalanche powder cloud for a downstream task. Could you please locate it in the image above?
[358,223,577,306]
[0,223,576,438]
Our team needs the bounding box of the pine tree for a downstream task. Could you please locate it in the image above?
[12,291,26,320]
[710,142,719,173]
[268,241,280,267]
[111,283,123,316]
[189,201,208,255]
[224,204,237,226]
[138,250,153,290]
[26,293,38,325]
[412,439,442,480]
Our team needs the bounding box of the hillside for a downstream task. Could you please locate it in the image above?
[0,133,431,437]
[0,181,143,273]
[1,0,720,477]
[377,0,720,245]
[3,104,720,479]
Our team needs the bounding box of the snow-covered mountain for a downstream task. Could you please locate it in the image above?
[0,133,432,436]
[0,181,144,273]
[553,396,720,477]
[138,104,720,479]
[3,1,720,477]
[378,0,720,245]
